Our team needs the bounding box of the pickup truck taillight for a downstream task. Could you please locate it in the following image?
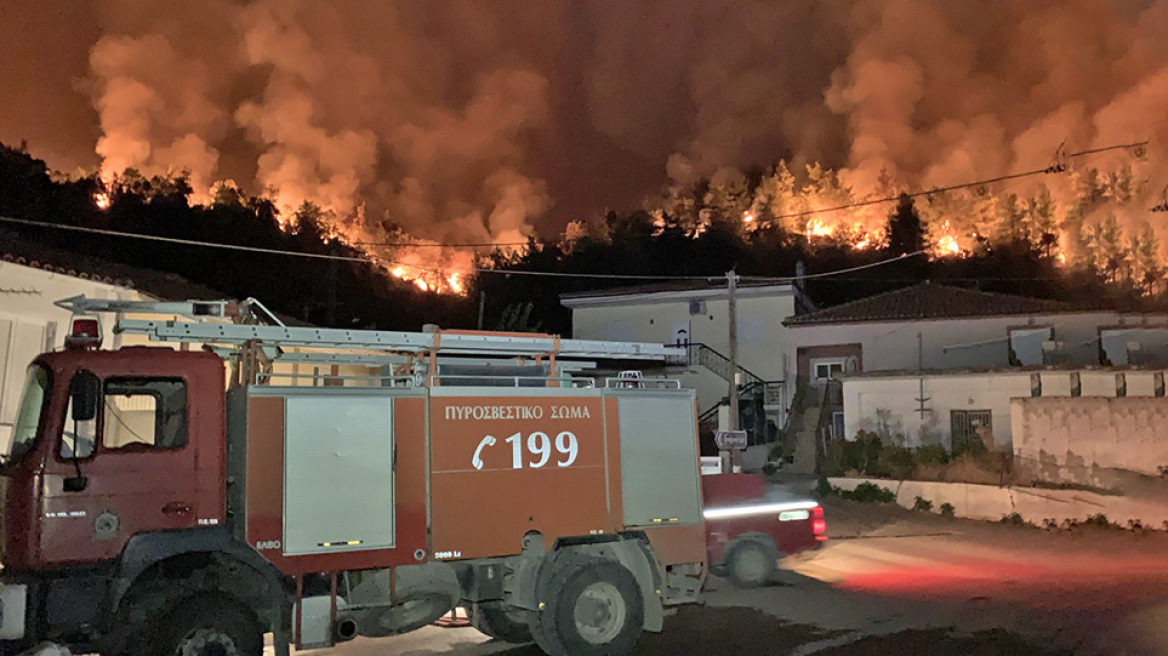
[812,506,827,540]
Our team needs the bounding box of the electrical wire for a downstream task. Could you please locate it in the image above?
[0,214,925,283]
[0,138,1147,284]
[766,140,1149,223]
[355,240,530,248]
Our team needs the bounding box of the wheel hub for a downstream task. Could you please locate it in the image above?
[175,628,240,656]
[574,581,626,645]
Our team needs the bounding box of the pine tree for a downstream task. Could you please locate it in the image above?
[885,193,925,256]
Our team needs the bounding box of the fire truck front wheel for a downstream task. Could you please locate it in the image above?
[149,593,263,656]
[532,556,644,656]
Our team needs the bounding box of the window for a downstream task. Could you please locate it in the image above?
[812,359,845,383]
[7,365,49,461]
[951,410,992,454]
[831,412,845,441]
[102,378,188,449]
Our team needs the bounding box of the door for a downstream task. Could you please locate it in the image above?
[41,373,199,565]
[950,409,992,454]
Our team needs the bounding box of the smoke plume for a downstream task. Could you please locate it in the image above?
[2,0,1168,244]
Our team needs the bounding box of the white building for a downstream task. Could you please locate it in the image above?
[841,367,1163,452]
[0,257,155,446]
[784,282,1168,457]
[561,282,806,437]
[782,282,1160,388]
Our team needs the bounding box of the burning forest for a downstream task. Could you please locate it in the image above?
[5,0,1168,328]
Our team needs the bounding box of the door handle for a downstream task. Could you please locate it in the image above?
[163,502,192,515]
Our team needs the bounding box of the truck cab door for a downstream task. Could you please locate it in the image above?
[40,374,199,566]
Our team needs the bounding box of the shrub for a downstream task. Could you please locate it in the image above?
[837,481,896,503]
[912,496,934,512]
[939,502,955,518]
[915,444,949,466]
[1000,512,1032,527]
[1082,513,1115,529]
[815,476,834,499]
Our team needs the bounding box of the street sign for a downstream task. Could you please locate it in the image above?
[714,429,748,450]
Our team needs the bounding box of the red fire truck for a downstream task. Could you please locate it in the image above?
[0,297,707,656]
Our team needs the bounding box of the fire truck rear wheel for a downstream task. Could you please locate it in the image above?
[726,539,777,588]
[472,603,534,643]
[150,593,263,656]
[532,556,643,656]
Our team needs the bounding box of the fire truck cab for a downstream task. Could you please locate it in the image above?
[0,299,707,656]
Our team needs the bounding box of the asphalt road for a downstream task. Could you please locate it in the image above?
[278,499,1168,655]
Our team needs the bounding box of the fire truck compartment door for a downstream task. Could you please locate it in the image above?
[617,394,702,527]
[283,396,395,555]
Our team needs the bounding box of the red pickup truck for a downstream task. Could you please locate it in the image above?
[701,474,826,587]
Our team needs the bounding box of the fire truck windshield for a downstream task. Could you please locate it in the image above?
[4,365,49,464]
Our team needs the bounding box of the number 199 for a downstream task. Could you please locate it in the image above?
[504,431,578,469]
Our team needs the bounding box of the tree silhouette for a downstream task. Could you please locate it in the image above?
[885,193,925,256]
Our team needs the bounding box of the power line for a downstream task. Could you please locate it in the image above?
[739,251,927,282]
[766,140,1149,223]
[356,240,530,248]
[0,215,925,283]
[0,216,378,264]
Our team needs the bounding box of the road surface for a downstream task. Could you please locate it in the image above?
[279,498,1168,655]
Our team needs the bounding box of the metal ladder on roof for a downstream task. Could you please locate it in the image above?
[55,295,686,363]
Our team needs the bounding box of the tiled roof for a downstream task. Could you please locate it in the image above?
[0,228,226,301]
[783,282,1077,326]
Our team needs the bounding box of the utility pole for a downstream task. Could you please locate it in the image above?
[727,269,740,472]
[727,269,739,431]
[477,291,486,330]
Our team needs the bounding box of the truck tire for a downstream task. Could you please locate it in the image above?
[471,603,534,643]
[532,556,643,656]
[148,593,263,656]
[726,539,777,588]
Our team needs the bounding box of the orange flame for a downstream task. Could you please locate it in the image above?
[806,219,833,239]
[938,236,961,255]
[94,191,111,210]
[934,221,962,256]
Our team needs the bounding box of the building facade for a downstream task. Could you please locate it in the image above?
[561,282,802,434]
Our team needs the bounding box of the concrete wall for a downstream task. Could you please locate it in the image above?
[786,311,1134,384]
[843,369,1166,451]
[1012,397,1168,481]
[830,476,1168,527]
[843,371,1032,449]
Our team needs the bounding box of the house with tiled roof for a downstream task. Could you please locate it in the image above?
[780,282,1168,470]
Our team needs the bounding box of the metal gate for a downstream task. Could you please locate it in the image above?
[950,409,992,454]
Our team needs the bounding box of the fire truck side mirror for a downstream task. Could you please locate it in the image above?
[70,371,100,423]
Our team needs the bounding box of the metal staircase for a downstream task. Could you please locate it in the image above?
[689,343,784,447]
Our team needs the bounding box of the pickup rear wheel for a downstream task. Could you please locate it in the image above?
[532,556,643,656]
[150,593,263,656]
[726,539,777,588]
